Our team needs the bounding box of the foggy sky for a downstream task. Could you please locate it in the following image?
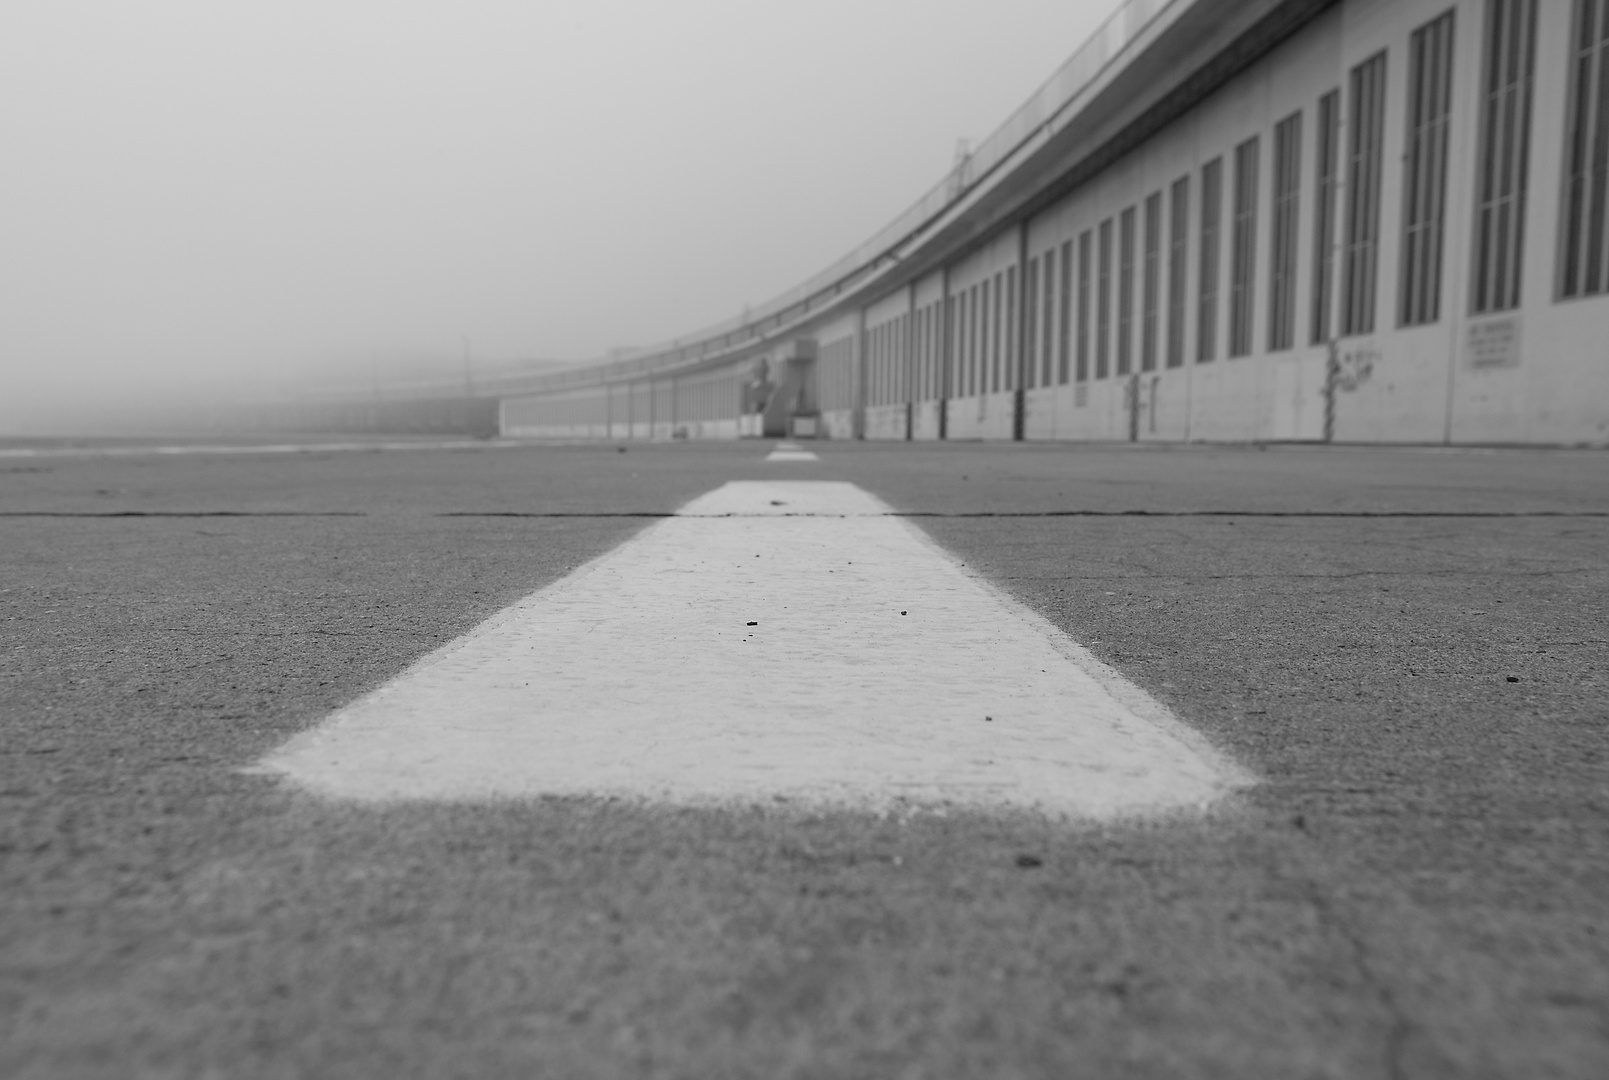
[1,0,1124,432]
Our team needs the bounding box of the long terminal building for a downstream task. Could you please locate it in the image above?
[502,0,1609,446]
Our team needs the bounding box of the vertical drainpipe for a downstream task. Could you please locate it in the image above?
[1013,220,1029,441]
[939,266,952,440]
[905,282,918,440]
[854,307,868,440]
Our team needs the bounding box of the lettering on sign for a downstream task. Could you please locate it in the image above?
[1467,316,1521,368]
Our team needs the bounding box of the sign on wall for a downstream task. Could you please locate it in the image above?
[1466,316,1522,369]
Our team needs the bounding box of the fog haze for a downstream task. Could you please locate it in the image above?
[1,0,1125,433]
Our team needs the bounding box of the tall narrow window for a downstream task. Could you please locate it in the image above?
[868,326,881,407]
[974,285,984,393]
[961,288,973,397]
[878,326,889,406]
[892,317,901,404]
[1199,158,1223,361]
[1042,251,1056,386]
[871,326,880,406]
[1024,258,1039,389]
[895,320,903,404]
[914,310,924,400]
[1098,219,1114,378]
[980,278,993,395]
[883,324,892,404]
[1168,175,1190,367]
[882,325,890,404]
[991,270,1004,392]
[1401,11,1456,326]
[1344,52,1387,335]
[1312,90,1341,343]
[973,285,984,395]
[1473,0,1537,312]
[921,308,930,400]
[1142,192,1162,371]
[939,297,952,399]
[941,301,951,400]
[1561,0,1609,298]
[1231,136,1260,358]
[1077,230,1093,381]
[913,312,922,402]
[1118,207,1136,375]
[997,268,1010,391]
[927,307,936,399]
[1270,111,1303,350]
[884,324,892,404]
[882,325,891,404]
[1058,241,1073,383]
[955,294,965,397]
[878,320,889,407]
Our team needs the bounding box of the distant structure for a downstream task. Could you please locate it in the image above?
[503,0,1609,446]
[233,358,568,437]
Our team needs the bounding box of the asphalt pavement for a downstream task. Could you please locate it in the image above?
[3,438,1606,1079]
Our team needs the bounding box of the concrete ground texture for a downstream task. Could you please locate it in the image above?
[2,438,1606,1079]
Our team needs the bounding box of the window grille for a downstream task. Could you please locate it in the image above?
[1042,250,1057,386]
[1143,192,1162,371]
[1311,90,1341,343]
[1168,176,1190,367]
[1199,158,1223,361]
[1077,230,1093,381]
[1231,136,1261,357]
[920,309,933,400]
[1473,0,1536,312]
[1561,0,1609,298]
[1024,258,1039,389]
[998,271,1010,390]
[1270,112,1303,350]
[1344,51,1388,335]
[1118,207,1136,375]
[991,272,1004,391]
[980,281,992,394]
[961,288,974,396]
[1058,241,1073,383]
[1401,11,1456,326]
[1098,219,1114,378]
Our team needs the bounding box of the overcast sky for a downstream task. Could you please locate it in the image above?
[1,0,1125,431]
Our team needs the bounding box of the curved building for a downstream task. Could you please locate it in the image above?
[503,0,1609,446]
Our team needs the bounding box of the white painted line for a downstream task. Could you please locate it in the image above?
[253,481,1251,818]
[765,449,819,461]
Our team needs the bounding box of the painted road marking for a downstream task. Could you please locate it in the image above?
[765,445,820,461]
[253,481,1250,818]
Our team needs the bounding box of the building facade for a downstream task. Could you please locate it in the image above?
[502,0,1609,446]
